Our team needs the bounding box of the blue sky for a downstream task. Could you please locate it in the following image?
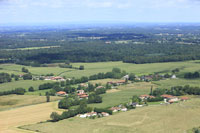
[0,0,200,24]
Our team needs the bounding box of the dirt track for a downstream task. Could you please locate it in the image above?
[0,101,60,133]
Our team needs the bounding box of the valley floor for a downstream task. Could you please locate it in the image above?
[0,101,61,133]
[21,98,200,133]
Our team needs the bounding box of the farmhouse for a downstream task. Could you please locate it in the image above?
[109,107,121,112]
[86,112,97,117]
[107,80,126,86]
[77,90,85,94]
[95,86,104,90]
[56,91,68,96]
[139,95,155,100]
[171,75,177,79]
[80,83,88,88]
[101,112,109,117]
[181,97,189,101]
[51,76,65,81]
[121,108,128,112]
[44,76,65,81]
[79,94,89,99]
[161,94,179,103]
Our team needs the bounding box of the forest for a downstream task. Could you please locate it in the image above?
[1,24,200,65]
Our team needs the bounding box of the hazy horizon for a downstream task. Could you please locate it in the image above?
[1,0,200,25]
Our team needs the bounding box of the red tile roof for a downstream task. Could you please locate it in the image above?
[140,94,150,97]
[181,97,189,100]
[161,94,174,98]
[56,91,67,95]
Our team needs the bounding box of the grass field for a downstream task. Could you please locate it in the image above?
[2,60,200,79]
[88,82,155,108]
[153,78,200,89]
[0,95,62,111]
[0,64,74,76]
[0,80,53,92]
[21,98,200,133]
[0,101,62,133]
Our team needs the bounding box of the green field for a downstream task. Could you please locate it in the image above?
[21,98,200,133]
[1,60,200,78]
[153,78,200,89]
[88,82,154,108]
[0,64,74,76]
[0,95,62,111]
[0,80,53,92]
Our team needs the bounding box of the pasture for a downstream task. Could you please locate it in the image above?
[88,82,155,108]
[153,78,200,89]
[1,60,200,79]
[0,95,62,111]
[0,80,53,92]
[21,98,200,133]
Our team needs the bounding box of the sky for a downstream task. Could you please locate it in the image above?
[0,0,200,25]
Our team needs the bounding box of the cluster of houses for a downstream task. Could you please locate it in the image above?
[77,90,89,99]
[139,94,189,104]
[44,76,66,81]
[134,74,177,82]
[79,111,109,118]
[109,106,128,112]
[56,91,68,96]
[107,80,126,86]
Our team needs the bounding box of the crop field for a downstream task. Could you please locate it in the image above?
[21,98,200,133]
[0,95,62,111]
[88,82,155,108]
[0,80,53,92]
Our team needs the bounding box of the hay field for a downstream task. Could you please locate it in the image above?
[0,101,62,133]
[21,98,200,133]
[0,95,62,111]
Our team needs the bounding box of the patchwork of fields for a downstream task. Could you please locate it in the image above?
[1,61,200,132]
[21,98,200,133]
[1,60,200,79]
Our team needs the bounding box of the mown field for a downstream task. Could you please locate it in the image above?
[0,95,62,111]
[0,80,53,92]
[21,98,200,133]
[0,101,63,133]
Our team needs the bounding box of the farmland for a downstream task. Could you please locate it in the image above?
[21,98,200,133]
[0,101,62,133]
[88,82,155,108]
[0,80,53,92]
[1,60,200,132]
[0,95,62,111]
[1,60,200,79]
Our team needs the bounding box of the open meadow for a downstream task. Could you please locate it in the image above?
[89,82,155,108]
[153,78,200,89]
[21,98,200,133]
[0,95,62,111]
[0,101,63,133]
[0,80,53,92]
[2,60,200,79]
